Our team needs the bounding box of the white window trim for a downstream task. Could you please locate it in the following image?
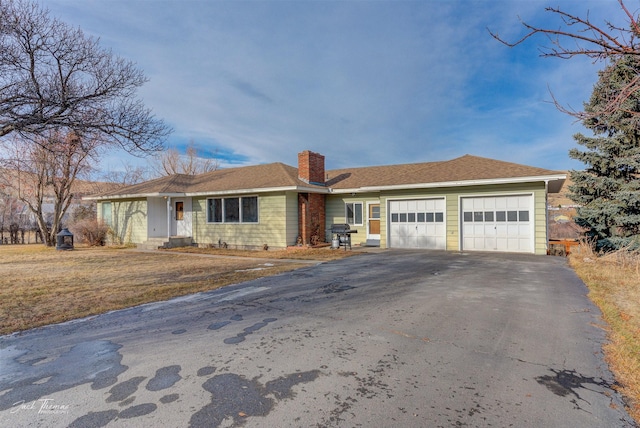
[206,196,259,224]
[345,202,364,226]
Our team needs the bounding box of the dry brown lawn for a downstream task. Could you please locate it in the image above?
[165,245,359,260]
[0,245,355,335]
[569,245,640,422]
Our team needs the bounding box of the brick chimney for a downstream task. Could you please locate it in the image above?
[297,150,326,246]
[298,150,325,185]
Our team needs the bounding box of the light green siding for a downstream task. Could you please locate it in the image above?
[98,199,148,244]
[326,193,379,245]
[192,192,297,249]
[284,191,300,247]
[327,181,549,254]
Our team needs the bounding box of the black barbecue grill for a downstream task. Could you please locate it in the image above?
[330,224,358,250]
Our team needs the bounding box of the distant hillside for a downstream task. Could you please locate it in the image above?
[0,169,121,200]
[548,173,576,208]
[70,179,122,198]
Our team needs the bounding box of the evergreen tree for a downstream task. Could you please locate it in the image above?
[569,55,640,251]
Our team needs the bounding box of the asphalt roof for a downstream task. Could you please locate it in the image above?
[91,154,565,199]
[326,154,563,189]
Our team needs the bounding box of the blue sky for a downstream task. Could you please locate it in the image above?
[44,0,621,173]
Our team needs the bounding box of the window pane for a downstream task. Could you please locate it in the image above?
[518,210,529,222]
[507,211,518,221]
[484,211,494,222]
[370,205,380,219]
[355,203,363,225]
[496,211,506,222]
[462,212,472,222]
[224,198,240,222]
[474,212,483,222]
[391,213,399,222]
[435,212,444,222]
[346,203,354,224]
[408,213,416,222]
[417,213,425,222]
[399,213,407,222]
[208,199,222,222]
[102,202,112,226]
[242,197,258,223]
[346,203,363,225]
[175,201,184,221]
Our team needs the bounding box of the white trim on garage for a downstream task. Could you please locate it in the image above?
[388,198,446,249]
[459,194,534,253]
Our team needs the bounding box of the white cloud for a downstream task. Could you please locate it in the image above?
[42,0,622,173]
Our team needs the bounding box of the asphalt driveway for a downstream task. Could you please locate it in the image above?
[0,250,636,427]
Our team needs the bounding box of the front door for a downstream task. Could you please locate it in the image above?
[171,198,192,237]
[368,203,380,240]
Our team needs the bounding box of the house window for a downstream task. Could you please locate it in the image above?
[346,202,363,225]
[242,197,258,223]
[224,198,240,223]
[101,202,112,226]
[207,199,222,223]
[207,197,258,223]
[175,201,184,221]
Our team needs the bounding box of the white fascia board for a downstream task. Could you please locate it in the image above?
[84,186,330,200]
[330,174,567,194]
[83,192,186,201]
[186,186,330,197]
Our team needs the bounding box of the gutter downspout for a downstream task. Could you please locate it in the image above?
[544,180,549,255]
[167,196,172,239]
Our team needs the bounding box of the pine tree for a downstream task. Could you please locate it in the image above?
[569,55,640,251]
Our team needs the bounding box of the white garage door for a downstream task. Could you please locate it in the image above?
[461,195,533,253]
[389,199,446,249]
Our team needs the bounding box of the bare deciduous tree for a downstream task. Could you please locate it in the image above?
[0,0,170,153]
[1,131,97,246]
[101,163,149,188]
[489,0,640,120]
[151,141,219,176]
[0,187,23,242]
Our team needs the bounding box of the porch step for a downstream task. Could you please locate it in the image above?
[138,237,193,250]
[364,239,380,247]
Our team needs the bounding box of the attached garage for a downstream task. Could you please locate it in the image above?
[389,199,446,249]
[461,195,533,253]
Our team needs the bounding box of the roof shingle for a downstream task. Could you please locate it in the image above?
[326,155,562,189]
[91,154,564,199]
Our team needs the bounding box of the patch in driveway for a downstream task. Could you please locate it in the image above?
[190,370,321,427]
[536,368,619,411]
[0,340,126,412]
[223,318,278,345]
